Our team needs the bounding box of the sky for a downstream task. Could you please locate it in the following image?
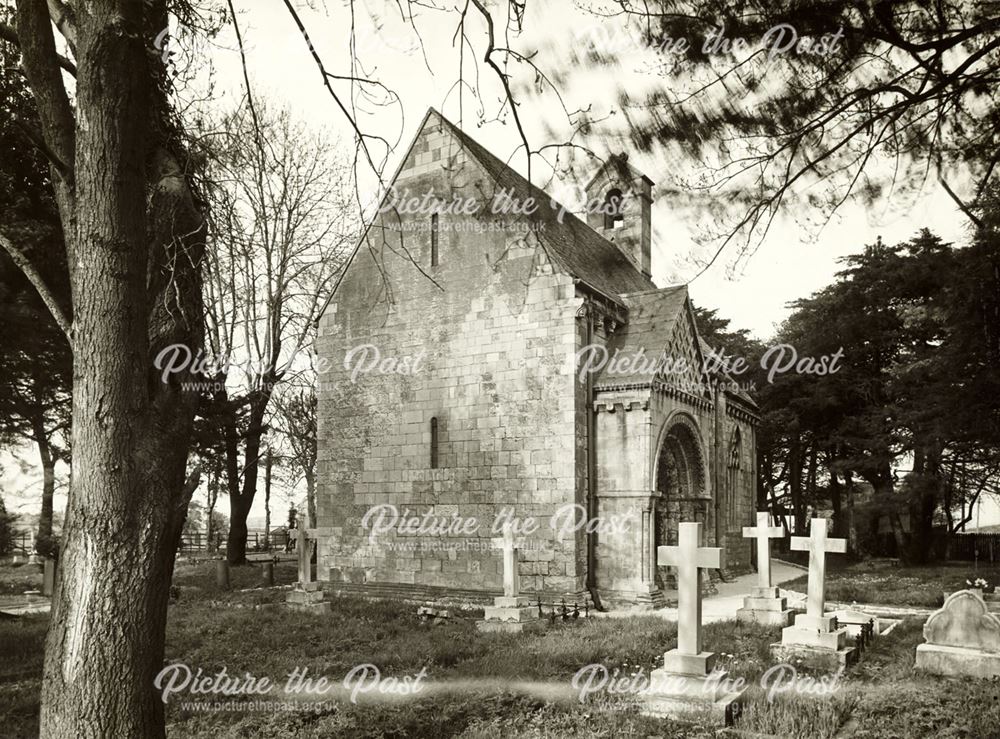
[180,0,971,339]
[3,1,984,529]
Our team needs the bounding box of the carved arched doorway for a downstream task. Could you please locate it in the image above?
[653,416,708,590]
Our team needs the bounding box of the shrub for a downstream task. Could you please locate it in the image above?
[0,496,18,556]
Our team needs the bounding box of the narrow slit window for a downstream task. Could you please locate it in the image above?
[430,213,439,266]
[430,417,439,469]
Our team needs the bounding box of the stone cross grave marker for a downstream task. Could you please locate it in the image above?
[491,523,520,598]
[290,514,337,589]
[478,522,540,633]
[290,514,315,587]
[743,511,784,590]
[790,517,846,623]
[643,522,744,725]
[657,521,721,655]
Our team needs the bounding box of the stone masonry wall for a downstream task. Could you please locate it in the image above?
[315,112,588,598]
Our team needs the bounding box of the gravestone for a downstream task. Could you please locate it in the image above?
[42,557,58,597]
[642,522,744,725]
[284,514,333,614]
[261,561,274,587]
[736,512,792,627]
[27,533,41,566]
[770,518,855,671]
[476,523,543,633]
[215,559,230,590]
[915,589,1000,678]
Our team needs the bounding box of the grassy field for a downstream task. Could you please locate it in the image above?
[780,559,1000,608]
[2,560,1000,737]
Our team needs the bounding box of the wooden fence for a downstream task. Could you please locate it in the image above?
[177,529,292,554]
[946,533,1000,562]
[9,528,292,555]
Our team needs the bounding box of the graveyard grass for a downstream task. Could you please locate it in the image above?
[780,558,1000,608]
[2,561,1000,737]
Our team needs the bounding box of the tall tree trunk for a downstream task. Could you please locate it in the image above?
[31,415,56,557]
[788,437,805,533]
[829,464,844,540]
[206,465,219,552]
[227,394,269,564]
[845,471,858,555]
[16,2,206,735]
[264,447,272,549]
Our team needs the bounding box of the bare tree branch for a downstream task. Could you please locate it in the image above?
[0,230,72,341]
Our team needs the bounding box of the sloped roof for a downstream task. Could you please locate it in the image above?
[433,110,656,301]
[593,285,693,386]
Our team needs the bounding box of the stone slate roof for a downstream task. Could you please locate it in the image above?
[426,111,758,410]
[593,285,693,386]
[433,110,656,301]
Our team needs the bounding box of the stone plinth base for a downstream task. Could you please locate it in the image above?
[477,595,543,633]
[285,587,331,614]
[598,584,668,610]
[476,618,545,634]
[661,649,716,676]
[641,658,744,726]
[915,643,1000,678]
[737,606,794,627]
[770,642,856,672]
[771,612,858,670]
[780,623,848,651]
[736,588,793,627]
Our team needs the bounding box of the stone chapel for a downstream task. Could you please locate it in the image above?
[316,108,758,608]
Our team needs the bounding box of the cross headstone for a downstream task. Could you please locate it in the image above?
[290,514,315,587]
[790,518,846,619]
[491,523,520,597]
[657,522,721,655]
[743,511,784,590]
[289,515,338,589]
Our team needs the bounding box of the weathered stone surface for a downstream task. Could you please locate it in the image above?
[737,605,793,627]
[743,511,784,589]
[742,595,789,611]
[922,590,1000,652]
[793,613,839,633]
[780,624,847,651]
[286,589,325,605]
[657,522,721,656]
[661,649,717,677]
[642,669,744,726]
[315,108,757,608]
[642,525,744,725]
[494,596,532,609]
[482,605,537,622]
[915,590,1000,679]
[915,643,1000,678]
[770,643,856,672]
[789,518,846,623]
